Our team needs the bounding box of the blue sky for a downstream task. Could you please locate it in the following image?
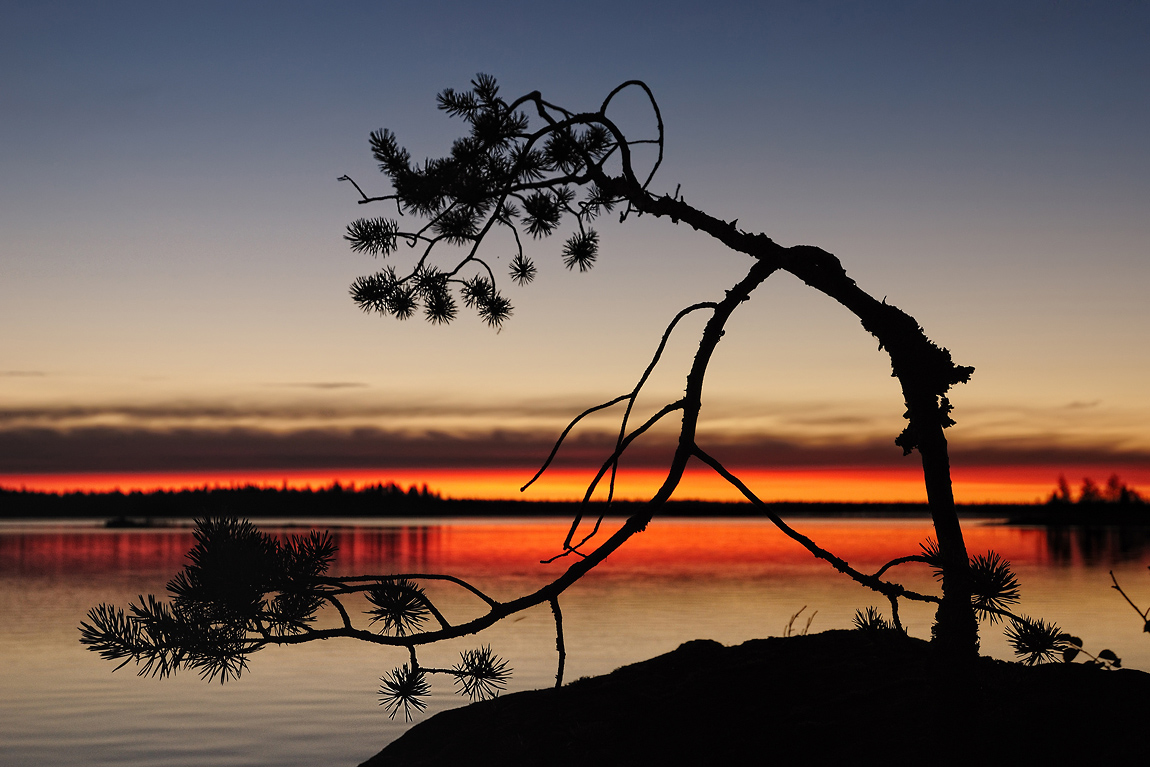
[2,1,1148,498]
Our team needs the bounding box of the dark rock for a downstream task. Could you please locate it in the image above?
[360,630,1149,766]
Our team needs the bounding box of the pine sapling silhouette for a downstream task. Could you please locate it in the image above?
[83,75,1077,716]
[340,73,979,654]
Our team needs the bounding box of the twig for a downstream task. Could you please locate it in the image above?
[1111,570,1150,624]
[521,394,631,492]
[317,573,500,609]
[873,555,930,579]
[550,598,566,688]
[692,445,940,605]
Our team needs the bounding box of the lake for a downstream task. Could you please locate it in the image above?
[2,516,1149,767]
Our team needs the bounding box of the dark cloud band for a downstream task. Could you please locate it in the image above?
[0,426,1145,474]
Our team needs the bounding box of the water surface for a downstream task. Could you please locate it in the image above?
[2,517,1148,766]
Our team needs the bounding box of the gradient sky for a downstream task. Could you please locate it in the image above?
[2,1,1148,502]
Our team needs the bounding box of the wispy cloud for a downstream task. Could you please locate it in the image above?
[0,398,586,427]
[2,394,1147,475]
[267,382,371,390]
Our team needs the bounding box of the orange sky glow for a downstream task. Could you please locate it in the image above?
[3,5,1149,522]
[4,464,1147,504]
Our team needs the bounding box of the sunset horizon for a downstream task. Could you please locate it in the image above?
[4,3,1148,522]
[4,462,1146,505]
[4,4,1150,766]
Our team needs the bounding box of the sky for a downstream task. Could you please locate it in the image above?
[1,0,1148,502]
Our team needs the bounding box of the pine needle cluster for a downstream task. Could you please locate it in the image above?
[79,518,335,682]
[81,517,513,718]
[341,74,631,329]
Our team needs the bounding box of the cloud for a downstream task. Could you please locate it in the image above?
[0,398,589,427]
[778,415,876,427]
[2,395,1147,475]
[1,424,1147,474]
[0,426,601,473]
[0,371,48,377]
[268,382,371,390]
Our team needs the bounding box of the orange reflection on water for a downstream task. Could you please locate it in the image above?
[426,518,1055,571]
[0,519,1059,580]
[0,527,443,576]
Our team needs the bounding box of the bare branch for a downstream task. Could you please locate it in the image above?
[691,445,940,605]
[566,399,685,549]
[873,555,931,580]
[606,302,717,505]
[338,175,404,213]
[1110,570,1150,622]
[317,573,500,609]
[599,80,664,191]
[322,593,354,631]
[521,394,631,492]
[533,301,717,554]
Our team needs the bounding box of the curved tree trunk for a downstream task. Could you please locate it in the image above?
[784,244,979,658]
[602,182,980,656]
[914,414,978,656]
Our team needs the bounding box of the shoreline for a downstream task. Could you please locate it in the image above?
[3,485,1148,526]
[360,629,1150,766]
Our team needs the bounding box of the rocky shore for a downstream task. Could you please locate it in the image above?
[362,630,1149,766]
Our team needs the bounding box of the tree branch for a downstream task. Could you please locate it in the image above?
[1110,570,1150,623]
[521,394,632,492]
[873,555,931,580]
[317,573,500,609]
[691,445,940,605]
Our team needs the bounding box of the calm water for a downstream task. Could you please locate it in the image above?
[3,517,1149,767]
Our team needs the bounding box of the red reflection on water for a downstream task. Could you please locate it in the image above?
[0,520,1073,578]
[0,527,446,576]
[0,529,198,575]
[440,520,1057,570]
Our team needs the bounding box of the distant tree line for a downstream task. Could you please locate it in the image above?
[1048,475,1145,505]
[0,482,442,520]
[2,483,1029,521]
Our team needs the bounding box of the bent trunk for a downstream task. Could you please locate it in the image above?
[605,182,980,656]
[911,398,978,657]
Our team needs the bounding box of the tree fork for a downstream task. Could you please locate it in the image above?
[600,176,978,655]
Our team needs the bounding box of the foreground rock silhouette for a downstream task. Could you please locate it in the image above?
[361,630,1149,766]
